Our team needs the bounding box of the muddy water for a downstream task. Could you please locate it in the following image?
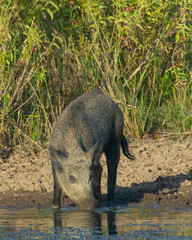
[0,206,192,239]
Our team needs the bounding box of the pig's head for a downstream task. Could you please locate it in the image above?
[50,142,99,209]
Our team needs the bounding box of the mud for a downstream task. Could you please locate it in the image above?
[0,137,192,208]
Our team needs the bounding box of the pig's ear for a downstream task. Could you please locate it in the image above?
[49,145,68,158]
[87,139,101,160]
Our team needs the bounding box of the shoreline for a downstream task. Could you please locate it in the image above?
[1,137,192,209]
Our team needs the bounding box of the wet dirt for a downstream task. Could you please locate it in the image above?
[0,137,192,208]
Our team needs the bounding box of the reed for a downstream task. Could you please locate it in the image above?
[0,0,192,149]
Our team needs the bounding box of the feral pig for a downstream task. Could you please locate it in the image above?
[49,88,134,209]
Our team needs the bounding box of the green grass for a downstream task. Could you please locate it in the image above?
[0,0,192,150]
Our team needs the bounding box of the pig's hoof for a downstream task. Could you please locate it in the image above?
[94,193,102,201]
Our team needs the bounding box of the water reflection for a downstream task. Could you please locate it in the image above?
[1,207,192,239]
[107,211,117,235]
[53,208,117,236]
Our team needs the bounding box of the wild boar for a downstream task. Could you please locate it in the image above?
[49,89,134,209]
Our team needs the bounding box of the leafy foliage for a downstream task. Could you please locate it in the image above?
[0,0,192,148]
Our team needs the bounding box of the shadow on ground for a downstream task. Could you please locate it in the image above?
[1,173,192,209]
[112,172,192,206]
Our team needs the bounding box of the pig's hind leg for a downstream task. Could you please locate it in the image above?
[105,140,120,204]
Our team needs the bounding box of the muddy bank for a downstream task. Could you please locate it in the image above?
[0,137,192,208]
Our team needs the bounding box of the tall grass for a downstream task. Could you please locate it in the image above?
[0,0,192,150]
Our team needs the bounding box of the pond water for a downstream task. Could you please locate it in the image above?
[0,205,192,239]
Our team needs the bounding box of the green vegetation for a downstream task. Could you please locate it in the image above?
[0,0,192,149]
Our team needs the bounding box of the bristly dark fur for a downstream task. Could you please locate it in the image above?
[49,88,135,209]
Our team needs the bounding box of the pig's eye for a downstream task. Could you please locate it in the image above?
[69,175,77,184]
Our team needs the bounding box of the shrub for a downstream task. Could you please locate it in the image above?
[0,0,192,149]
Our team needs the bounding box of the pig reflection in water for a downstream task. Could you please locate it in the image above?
[54,210,117,236]
[49,89,135,209]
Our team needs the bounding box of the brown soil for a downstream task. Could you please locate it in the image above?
[1,137,192,209]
